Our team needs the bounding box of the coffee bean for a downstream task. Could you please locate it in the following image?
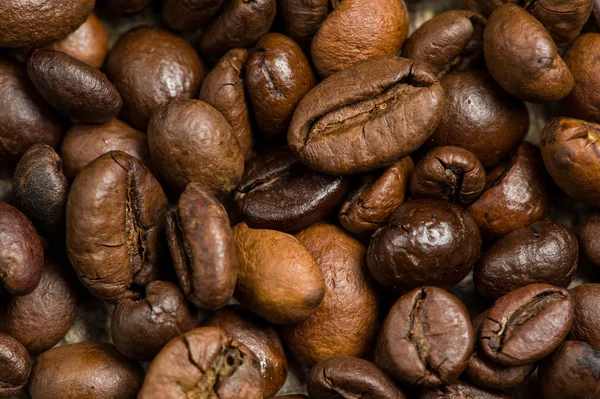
[570,284,600,348]
[579,215,600,267]
[461,0,510,17]
[527,0,593,49]
[420,380,511,399]
[278,0,328,46]
[162,0,225,31]
[0,332,31,399]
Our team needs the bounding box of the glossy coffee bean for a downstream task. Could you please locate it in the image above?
[419,381,510,399]
[111,281,196,361]
[278,0,328,45]
[307,356,406,399]
[148,99,244,195]
[105,27,205,130]
[0,202,43,296]
[479,284,574,366]
[288,56,445,175]
[403,10,486,79]
[13,144,68,236]
[166,183,237,310]
[367,199,481,294]
[246,33,316,137]
[234,147,349,233]
[579,215,600,267]
[29,342,144,399]
[310,0,408,77]
[374,287,474,387]
[468,142,550,239]
[233,222,325,325]
[205,306,288,398]
[570,284,600,348]
[0,332,31,399]
[410,146,485,206]
[527,0,593,49]
[162,0,225,31]
[339,156,413,234]
[139,327,263,399]
[282,225,379,366]
[475,221,578,300]
[66,151,168,303]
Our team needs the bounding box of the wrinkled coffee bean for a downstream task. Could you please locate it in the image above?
[479,284,574,366]
[66,151,168,303]
[234,147,349,233]
[278,0,328,45]
[419,380,511,399]
[162,0,225,31]
[288,56,445,175]
[579,215,600,267]
[0,332,31,399]
[528,0,593,49]
[570,284,600,349]
[166,183,237,310]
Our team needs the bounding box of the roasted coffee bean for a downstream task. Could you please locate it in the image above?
[107,0,152,13]
[105,26,205,130]
[66,151,168,303]
[419,380,511,399]
[367,199,481,294]
[60,119,151,181]
[234,147,349,233]
[199,48,253,160]
[233,222,325,325]
[468,142,550,239]
[111,280,196,361]
[339,156,413,235]
[13,144,68,236]
[479,284,574,366]
[288,56,445,175]
[310,0,409,77]
[402,10,486,79]
[424,69,529,169]
[162,0,225,31]
[139,327,263,399]
[0,202,43,296]
[538,340,600,399]
[27,49,122,124]
[570,284,600,348]
[0,332,31,399]
[246,33,316,137]
[29,341,144,399]
[282,225,379,366]
[374,286,474,387]
[541,118,600,206]
[199,0,276,56]
[474,221,578,300]
[307,356,406,399]
[528,0,593,49]
[148,99,244,195]
[483,3,574,103]
[461,0,513,17]
[410,146,486,206]
[205,305,288,398]
[278,0,328,45]
[166,183,237,310]
[3,256,78,353]
[579,215,600,267]
[0,0,94,48]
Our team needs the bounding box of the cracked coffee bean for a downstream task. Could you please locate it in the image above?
[0,332,31,399]
[570,284,600,348]
[419,380,511,399]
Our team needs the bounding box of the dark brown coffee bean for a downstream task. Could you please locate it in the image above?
[278,0,328,46]
[13,144,68,236]
[419,380,511,399]
[162,0,225,31]
[139,327,263,399]
[339,156,413,235]
[374,286,474,387]
[148,99,244,195]
[27,49,122,124]
[0,332,31,399]
[205,305,288,398]
[0,0,94,48]
[480,284,574,366]
[66,151,168,303]
[570,284,600,349]
[402,10,486,79]
[475,221,578,300]
[0,202,43,296]
[246,33,316,138]
[111,280,196,361]
[538,340,600,399]
[282,225,379,366]
[579,215,600,267]
[468,142,550,239]
[60,119,151,181]
[233,222,325,325]
[528,0,593,49]
[198,0,276,56]
[424,69,529,169]
[307,356,406,399]
[29,341,144,399]
[0,56,65,161]
[367,199,481,294]
[199,48,253,160]
[288,56,445,175]
[410,146,485,206]
[310,0,409,77]
[166,183,237,310]
[105,26,205,130]
[483,3,573,103]
[234,147,349,233]
[107,0,151,13]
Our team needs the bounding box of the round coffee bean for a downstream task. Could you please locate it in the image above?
[420,380,511,399]
[0,332,31,399]
[162,0,225,31]
[570,284,600,348]
[527,0,593,49]
[579,215,600,267]
[278,0,328,45]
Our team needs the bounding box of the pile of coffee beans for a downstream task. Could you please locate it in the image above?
[1,0,600,398]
